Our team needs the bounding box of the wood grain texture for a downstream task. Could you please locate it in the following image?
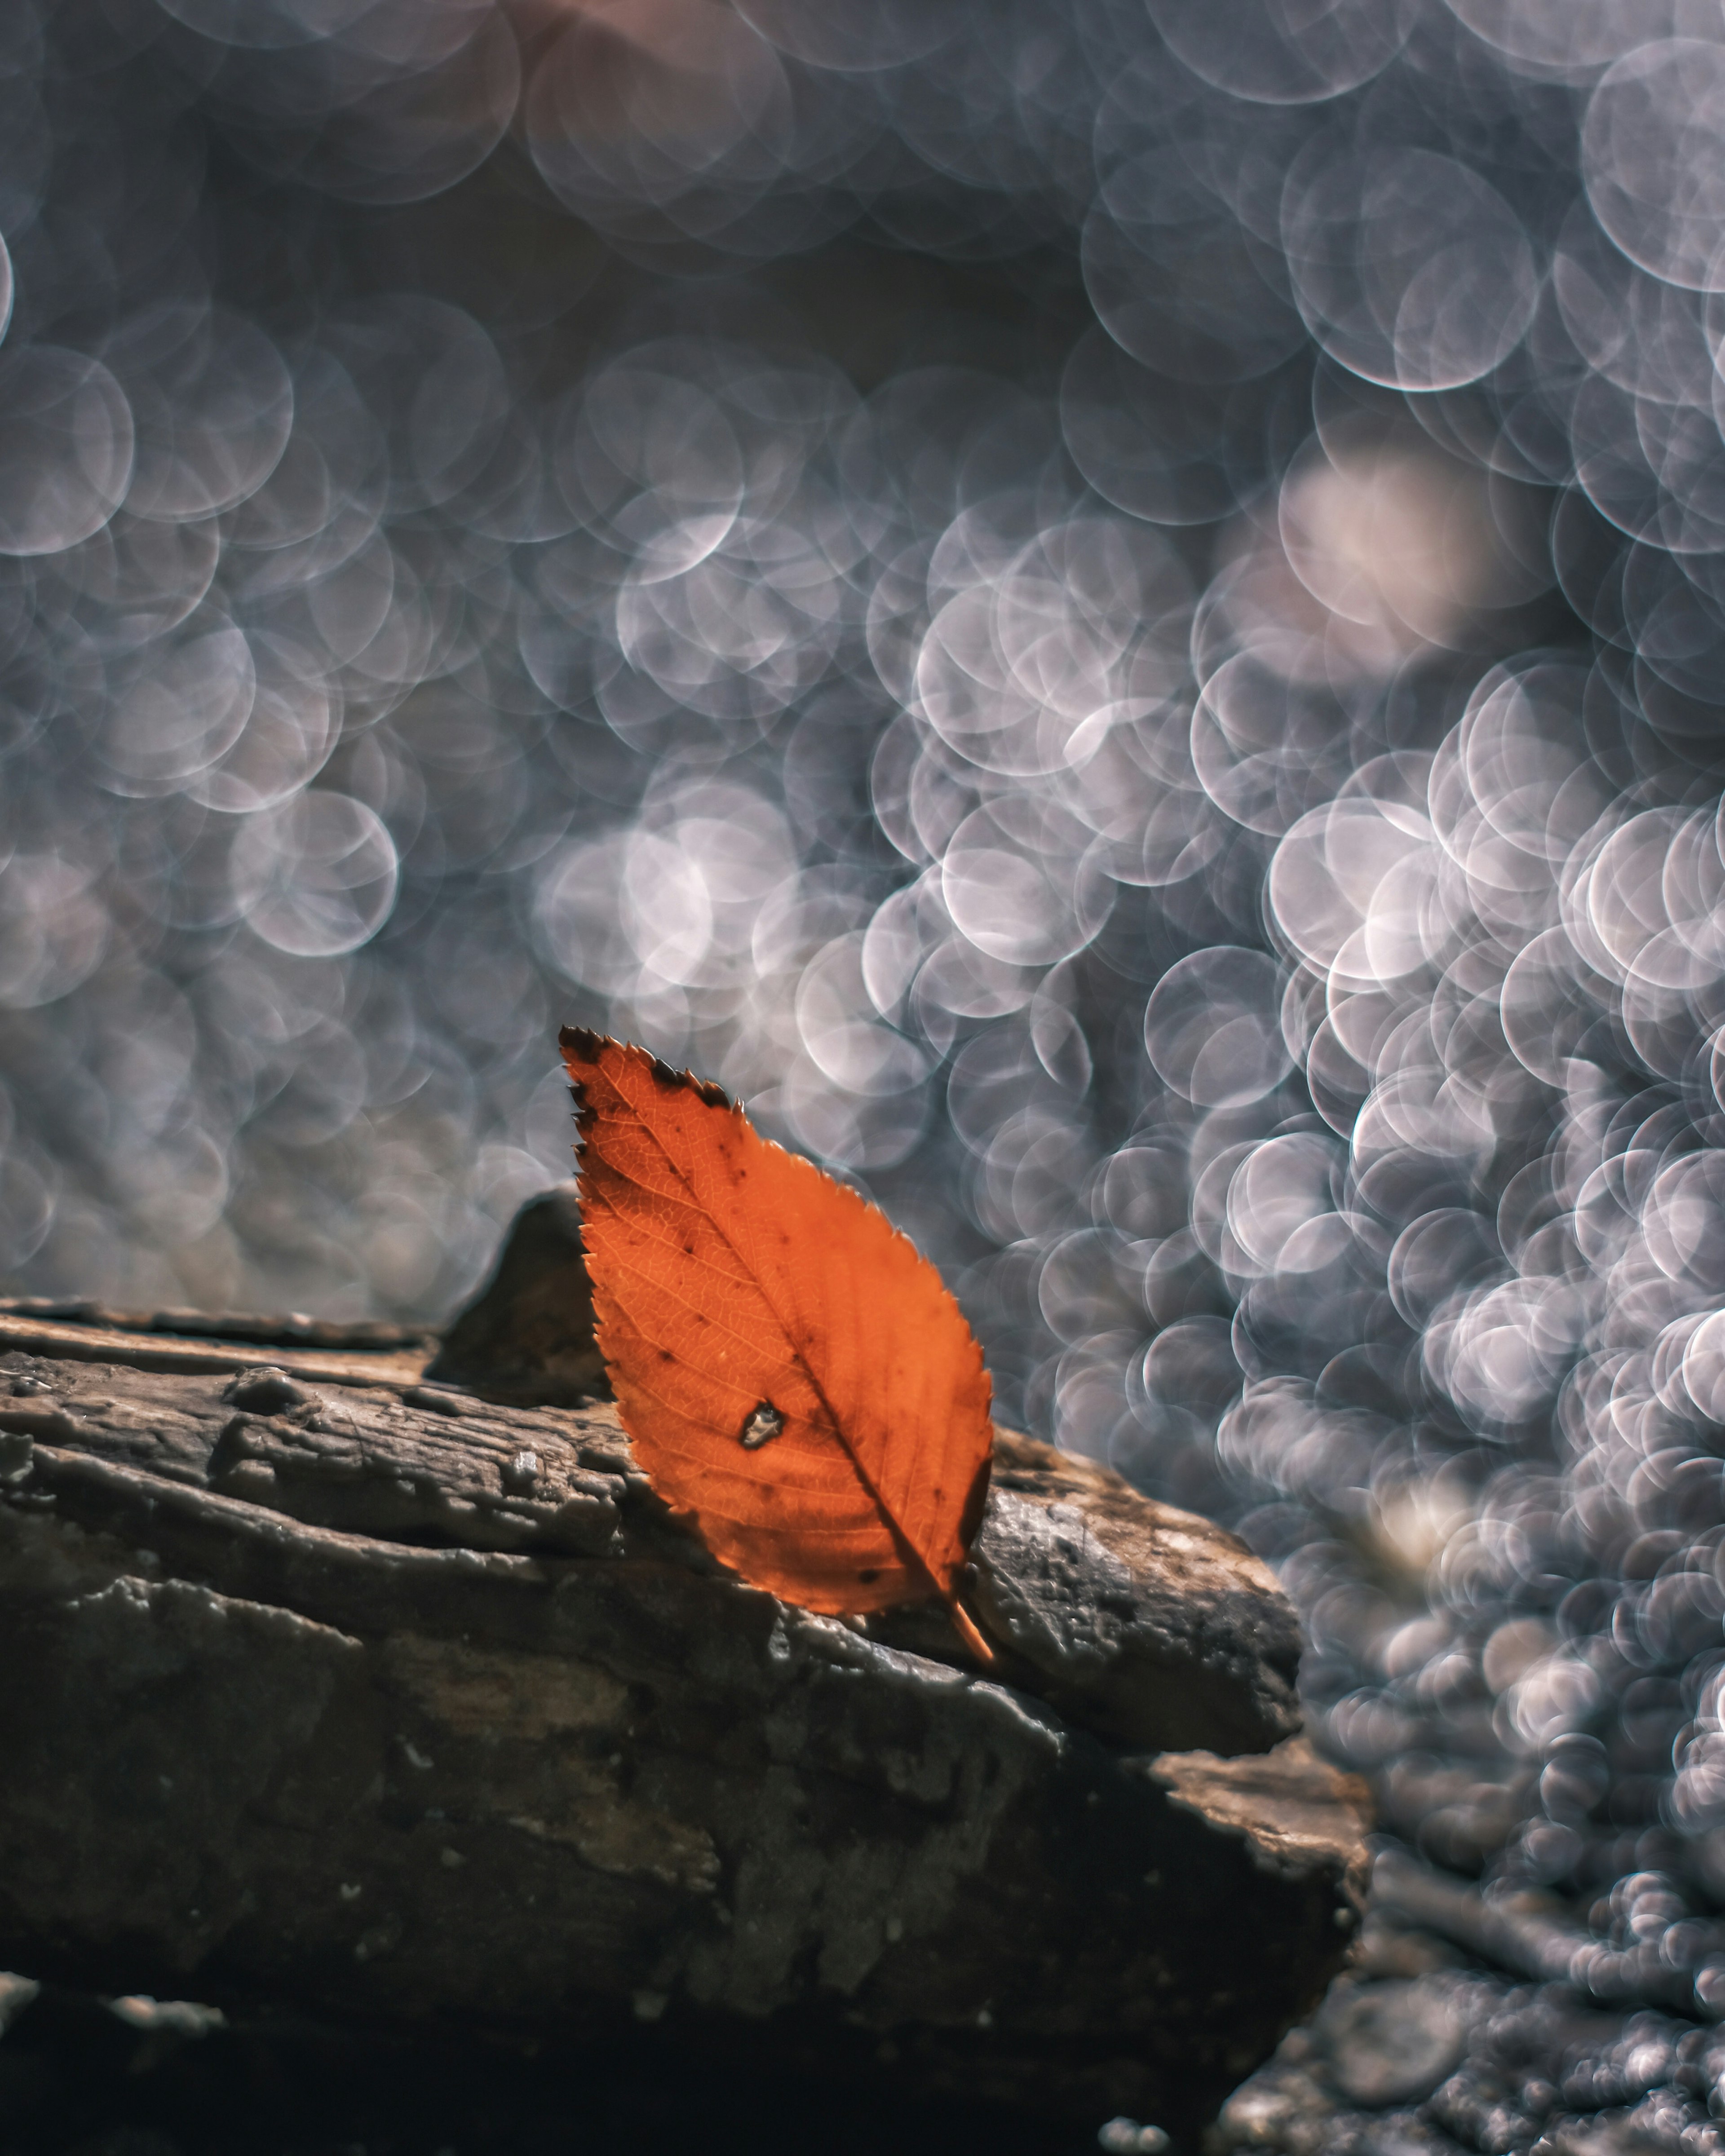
[0,1350,1362,2134]
[0,1197,1360,2134]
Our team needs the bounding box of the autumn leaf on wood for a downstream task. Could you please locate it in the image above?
[559,1029,995,1652]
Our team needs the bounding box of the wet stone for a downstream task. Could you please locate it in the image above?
[1096,2119,1170,2153]
[1427,2069,1537,2155]
[1322,1980,1469,2109]
[1213,1928,1725,2156]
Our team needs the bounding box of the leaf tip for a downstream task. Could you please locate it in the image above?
[559,1024,608,1066]
[560,1028,733,1112]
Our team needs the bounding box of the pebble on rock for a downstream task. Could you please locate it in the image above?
[1322,1979,1469,2109]
[1096,2121,1170,2154]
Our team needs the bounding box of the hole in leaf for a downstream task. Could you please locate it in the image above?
[739,1401,784,1450]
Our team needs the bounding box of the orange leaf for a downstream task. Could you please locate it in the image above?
[559,1030,995,1639]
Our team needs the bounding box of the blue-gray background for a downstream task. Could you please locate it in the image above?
[4,0,1725,1971]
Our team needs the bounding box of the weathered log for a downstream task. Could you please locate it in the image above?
[0,1194,1370,2140]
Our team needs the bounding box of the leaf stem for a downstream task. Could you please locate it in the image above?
[949,1599,995,1666]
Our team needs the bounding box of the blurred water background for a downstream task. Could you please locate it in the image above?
[8,0,1725,1995]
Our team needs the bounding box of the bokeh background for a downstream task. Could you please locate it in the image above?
[6,0,1725,1982]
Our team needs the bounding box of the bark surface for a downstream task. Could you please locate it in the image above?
[0,1193,1370,2135]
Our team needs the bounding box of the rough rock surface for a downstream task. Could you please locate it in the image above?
[0,1194,1369,2138]
[1211,1934,1725,2156]
[972,1440,1302,1757]
[1209,1857,1725,2156]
